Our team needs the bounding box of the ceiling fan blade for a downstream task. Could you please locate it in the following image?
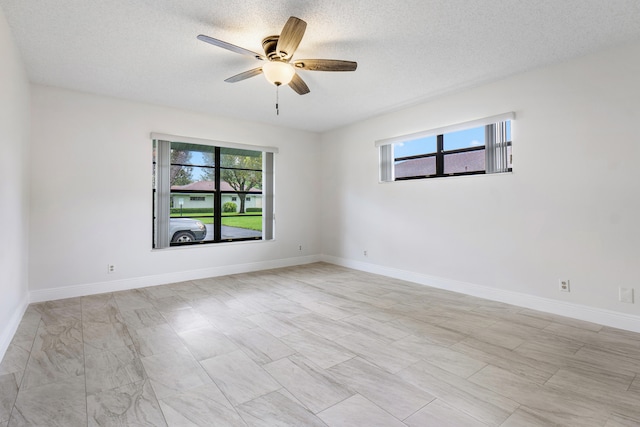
[197,34,265,61]
[289,73,310,95]
[277,16,307,59]
[224,67,263,83]
[293,59,357,72]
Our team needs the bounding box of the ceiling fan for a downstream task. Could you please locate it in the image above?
[197,16,357,95]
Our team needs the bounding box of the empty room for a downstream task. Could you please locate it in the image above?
[1,1,640,426]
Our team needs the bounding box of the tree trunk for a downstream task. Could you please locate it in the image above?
[238,194,246,214]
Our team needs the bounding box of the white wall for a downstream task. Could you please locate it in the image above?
[320,41,640,327]
[29,86,321,299]
[0,7,30,355]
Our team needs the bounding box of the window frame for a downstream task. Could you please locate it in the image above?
[151,133,277,249]
[377,113,514,182]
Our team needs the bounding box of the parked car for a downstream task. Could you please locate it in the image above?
[169,218,207,243]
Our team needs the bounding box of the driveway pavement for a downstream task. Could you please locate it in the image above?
[205,224,262,240]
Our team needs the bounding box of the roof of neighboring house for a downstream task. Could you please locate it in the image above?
[395,150,485,178]
[171,181,262,193]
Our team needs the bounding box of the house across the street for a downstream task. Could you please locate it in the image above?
[170,180,262,211]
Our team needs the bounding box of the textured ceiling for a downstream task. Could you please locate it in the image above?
[2,0,640,132]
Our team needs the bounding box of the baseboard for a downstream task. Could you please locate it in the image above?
[322,255,640,334]
[29,255,322,303]
[0,295,29,362]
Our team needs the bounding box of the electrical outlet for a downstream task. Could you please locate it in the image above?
[619,287,634,304]
[363,250,368,257]
[107,264,115,274]
[559,279,570,292]
[298,245,302,251]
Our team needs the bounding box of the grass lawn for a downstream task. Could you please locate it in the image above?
[171,212,262,231]
[221,215,262,231]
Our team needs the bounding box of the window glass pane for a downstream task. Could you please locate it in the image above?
[443,126,485,151]
[171,143,215,167]
[221,148,262,170]
[169,192,214,244]
[222,192,262,240]
[394,136,437,159]
[222,193,263,215]
[154,138,272,247]
[170,166,216,187]
[220,172,262,194]
[506,120,511,141]
[395,157,436,178]
[444,149,485,174]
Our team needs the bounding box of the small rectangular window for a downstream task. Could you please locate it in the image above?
[378,113,513,182]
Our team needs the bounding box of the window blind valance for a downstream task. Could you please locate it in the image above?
[374,112,515,148]
[150,132,279,154]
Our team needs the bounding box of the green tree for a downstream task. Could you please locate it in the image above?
[222,153,262,214]
[170,149,193,185]
[201,151,262,213]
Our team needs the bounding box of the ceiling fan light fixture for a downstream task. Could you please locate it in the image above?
[262,61,295,86]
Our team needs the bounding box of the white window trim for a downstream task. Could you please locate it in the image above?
[150,132,279,154]
[374,112,515,148]
[377,112,515,182]
[152,134,275,248]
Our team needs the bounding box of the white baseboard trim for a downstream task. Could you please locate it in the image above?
[29,255,322,303]
[322,255,640,334]
[0,295,29,362]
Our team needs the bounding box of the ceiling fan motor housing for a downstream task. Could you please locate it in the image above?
[262,36,282,60]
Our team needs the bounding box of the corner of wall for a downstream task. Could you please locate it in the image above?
[0,297,29,359]
[0,4,32,361]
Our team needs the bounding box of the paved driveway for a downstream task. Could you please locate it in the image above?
[205,224,262,240]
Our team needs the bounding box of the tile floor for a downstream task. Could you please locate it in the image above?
[1,263,640,426]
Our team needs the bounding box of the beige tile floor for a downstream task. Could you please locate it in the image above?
[1,262,640,426]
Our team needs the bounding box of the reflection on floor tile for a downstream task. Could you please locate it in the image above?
[178,326,238,361]
[228,328,295,365]
[141,347,212,400]
[281,330,355,369]
[130,324,185,357]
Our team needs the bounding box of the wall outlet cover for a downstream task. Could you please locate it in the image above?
[619,287,634,304]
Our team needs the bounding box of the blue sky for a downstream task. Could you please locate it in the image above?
[394,122,511,158]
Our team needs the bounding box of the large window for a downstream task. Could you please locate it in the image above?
[378,113,514,182]
[152,134,276,248]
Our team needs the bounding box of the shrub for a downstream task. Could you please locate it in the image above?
[170,208,212,215]
[246,207,262,213]
[223,202,237,213]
